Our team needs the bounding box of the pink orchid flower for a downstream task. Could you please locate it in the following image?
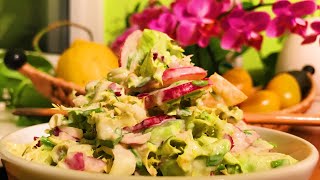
[148,12,178,38]
[266,0,317,37]
[221,9,270,51]
[301,21,320,45]
[172,0,234,47]
[129,6,170,29]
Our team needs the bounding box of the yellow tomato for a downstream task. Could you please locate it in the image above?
[266,73,301,108]
[222,68,254,96]
[56,39,119,86]
[240,90,281,113]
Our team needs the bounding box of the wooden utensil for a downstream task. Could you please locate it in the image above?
[12,107,320,126]
[244,113,320,126]
[13,108,67,116]
[4,49,85,106]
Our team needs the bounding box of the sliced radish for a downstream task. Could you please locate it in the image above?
[65,152,106,172]
[162,66,207,87]
[65,152,85,171]
[120,30,143,68]
[83,156,106,173]
[58,132,78,141]
[52,127,61,136]
[59,126,83,139]
[131,67,207,93]
[108,82,123,96]
[223,134,234,150]
[124,115,175,132]
[141,80,211,109]
[120,132,151,145]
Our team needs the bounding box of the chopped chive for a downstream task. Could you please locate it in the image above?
[271,159,289,168]
[243,130,252,135]
[192,80,208,87]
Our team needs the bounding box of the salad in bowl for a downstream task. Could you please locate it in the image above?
[3,30,298,176]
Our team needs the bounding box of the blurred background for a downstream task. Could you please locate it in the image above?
[0,0,68,53]
[0,0,319,119]
[2,0,317,72]
[0,0,164,53]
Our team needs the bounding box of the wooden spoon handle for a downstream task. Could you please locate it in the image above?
[12,108,320,126]
[13,108,67,117]
[244,113,320,126]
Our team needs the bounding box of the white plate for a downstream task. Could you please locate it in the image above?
[0,53,59,167]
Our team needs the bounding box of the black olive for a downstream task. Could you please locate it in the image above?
[288,70,311,99]
[302,65,315,75]
[4,49,27,70]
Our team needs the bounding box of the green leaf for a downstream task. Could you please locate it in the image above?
[270,159,289,168]
[226,164,242,174]
[40,136,55,148]
[243,130,252,135]
[96,139,114,148]
[93,148,113,159]
[27,53,54,75]
[242,2,255,10]
[16,116,50,127]
[206,154,224,166]
[82,108,104,116]
[160,159,186,176]
[185,38,230,76]
[0,51,54,112]
[261,52,278,86]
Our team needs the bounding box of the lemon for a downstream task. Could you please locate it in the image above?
[266,73,301,109]
[56,39,119,86]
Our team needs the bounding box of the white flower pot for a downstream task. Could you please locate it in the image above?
[276,18,320,95]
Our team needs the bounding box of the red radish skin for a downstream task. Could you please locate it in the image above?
[224,134,234,150]
[108,82,123,96]
[65,152,106,172]
[131,67,207,93]
[162,66,207,87]
[65,152,85,171]
[141,80,211,109]
[124,115,175,132]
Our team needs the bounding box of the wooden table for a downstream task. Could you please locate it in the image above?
[289,126,320,180]
[289,97,320,180]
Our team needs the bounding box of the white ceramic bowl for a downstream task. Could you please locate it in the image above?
[0,124,318,180]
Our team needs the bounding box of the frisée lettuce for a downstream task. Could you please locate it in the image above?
[8,29,297,176]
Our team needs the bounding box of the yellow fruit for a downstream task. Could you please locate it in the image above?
[222,67,253,96]
[266,73,301,109]
[56,39,119,86]
[240,90,281,113]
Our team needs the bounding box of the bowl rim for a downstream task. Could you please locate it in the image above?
[0,123,318,180]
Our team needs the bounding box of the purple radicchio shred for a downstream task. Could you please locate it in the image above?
[33,136,41,147]
[52,127,61,136]
[137,93,149,99]
[115,91,122,96]
[153,53,158,60]
[161,56,164,61]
